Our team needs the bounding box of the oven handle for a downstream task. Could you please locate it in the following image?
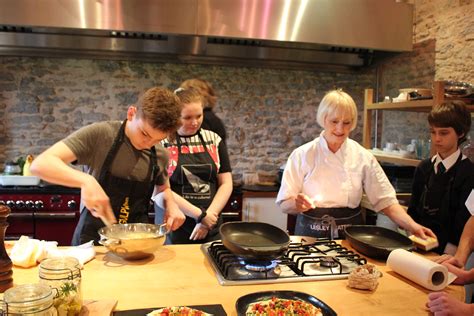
[34,212,77,219]
[221,212,240,217]
[9,212,34,218]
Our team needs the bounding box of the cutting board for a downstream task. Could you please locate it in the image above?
[113,304,227,315]
[80,299,118,315]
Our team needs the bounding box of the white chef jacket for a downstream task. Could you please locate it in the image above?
[276,131,398,212]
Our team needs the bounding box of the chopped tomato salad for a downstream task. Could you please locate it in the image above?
[246,297,323,315]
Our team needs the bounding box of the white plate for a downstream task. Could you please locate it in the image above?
[0,175,41,186]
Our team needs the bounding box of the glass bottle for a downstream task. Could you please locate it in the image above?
[38,257,83,316]
[462,132,474,162]
[1,283,57,315]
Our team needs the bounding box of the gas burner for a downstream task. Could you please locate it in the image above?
[319,256,339,268]
[241,260,277,272]
[203,240,367,285]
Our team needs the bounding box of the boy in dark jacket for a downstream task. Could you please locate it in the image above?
[408,101,474,254]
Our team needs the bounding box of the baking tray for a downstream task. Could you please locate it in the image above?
[0,175,40,186]
[113,304,227,315]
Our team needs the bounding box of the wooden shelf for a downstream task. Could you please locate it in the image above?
[363,81,473,167]
[366,99,433,111]
[371,152,421,167]
[367,99,474,112]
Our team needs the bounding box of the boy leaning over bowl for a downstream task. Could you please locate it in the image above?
[30,87,186,245]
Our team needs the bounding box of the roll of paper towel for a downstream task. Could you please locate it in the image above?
[387,249,456,291]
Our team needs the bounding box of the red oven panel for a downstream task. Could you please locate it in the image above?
[35,214,79,246]
[4,213,34,240]
[0,193,79,212]
[0,190,81,246]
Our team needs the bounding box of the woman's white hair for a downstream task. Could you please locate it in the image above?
[316,89,358,131]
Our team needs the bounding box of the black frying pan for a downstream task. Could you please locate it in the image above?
[344,225,414,260]
[219,221,290,260]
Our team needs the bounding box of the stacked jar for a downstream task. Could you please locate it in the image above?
[0,283,57,315]
[38,257,83,316]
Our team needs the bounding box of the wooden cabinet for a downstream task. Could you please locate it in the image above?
[362,81,474,166]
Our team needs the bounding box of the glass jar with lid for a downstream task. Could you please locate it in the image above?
[1,283,57,315]
[38,257,83,316]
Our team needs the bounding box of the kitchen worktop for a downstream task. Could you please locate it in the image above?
[10,242,464,315]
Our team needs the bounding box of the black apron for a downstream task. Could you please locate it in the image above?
[295,206,363,239]
[168,131,221,244]
[71,120,158,245]
[415,154,462,253]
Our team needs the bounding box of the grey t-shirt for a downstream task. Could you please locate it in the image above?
[63,121,169,185]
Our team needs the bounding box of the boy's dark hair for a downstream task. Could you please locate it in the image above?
[136,87,182,133]
[428,101,471,145]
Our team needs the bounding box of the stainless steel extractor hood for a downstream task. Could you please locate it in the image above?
[0,0,413,71]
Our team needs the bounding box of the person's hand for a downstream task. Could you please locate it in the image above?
[426,291,473,315]
[80,175,117,224]
[409,223,436,240]
[164,202,186,231]
[201,211,218,229]
[294,193,315,213]
[190,223,209,241]
[441,263,473,285]
[434,254,464,268]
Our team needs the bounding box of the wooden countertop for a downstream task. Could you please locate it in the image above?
[10,241,464,315]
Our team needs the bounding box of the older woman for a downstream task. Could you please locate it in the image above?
[276,89,435,240]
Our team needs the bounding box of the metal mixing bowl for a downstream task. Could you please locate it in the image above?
[98,223,167,260]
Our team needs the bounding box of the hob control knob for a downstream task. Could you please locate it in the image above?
[67,200,77,210]
[35,200,44,209]
[15,200,25,208]
[25,200,35,209]
[230,199,240,210]
[0,200,4,205]
[6,200,15,208]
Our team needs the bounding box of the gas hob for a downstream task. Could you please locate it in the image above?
[201,238,367,286]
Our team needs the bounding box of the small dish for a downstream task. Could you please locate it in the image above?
[0,175,41,186]
[236,290,337,316]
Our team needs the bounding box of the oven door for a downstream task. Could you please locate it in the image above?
[34,211,79,246]
[221,193,242,223]
[5,212,35,241]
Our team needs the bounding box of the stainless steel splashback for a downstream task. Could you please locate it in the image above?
[0,0,414,70]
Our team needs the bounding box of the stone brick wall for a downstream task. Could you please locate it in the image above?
[414,0,474,82]
[0,57,374,182]
[376,0,474,149]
